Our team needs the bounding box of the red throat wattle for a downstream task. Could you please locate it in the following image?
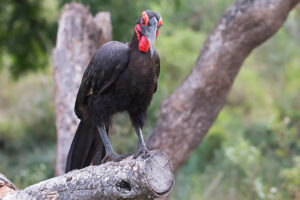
[135,24,150,53]
[139,36,150,52]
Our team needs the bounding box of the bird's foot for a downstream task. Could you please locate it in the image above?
[101,152,131,164]
[133,146,150,159]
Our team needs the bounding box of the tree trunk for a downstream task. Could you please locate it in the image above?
[1,0,295,199]
[52,2,112,176]
[2,151,174,200]
[147,0,300,171]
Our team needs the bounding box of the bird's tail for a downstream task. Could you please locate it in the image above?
[65,119,106,173]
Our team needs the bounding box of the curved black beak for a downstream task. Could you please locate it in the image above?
[141,17,158,57]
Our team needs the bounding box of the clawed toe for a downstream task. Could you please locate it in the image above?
[101,153,131,163]
[120,153,132,159]
[134,147,150,159]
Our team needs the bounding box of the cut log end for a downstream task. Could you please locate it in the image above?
[1,150,174,200]
[145,150,174,197]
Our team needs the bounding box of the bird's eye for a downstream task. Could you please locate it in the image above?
[141,11,149,26]
[158,18,163,27]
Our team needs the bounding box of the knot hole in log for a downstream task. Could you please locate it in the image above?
[116,180,132,192]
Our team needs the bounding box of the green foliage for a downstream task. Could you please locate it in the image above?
[0,0,58,77]
[1,0,300,199]
[0,69,56,188]
[281,157,300,198]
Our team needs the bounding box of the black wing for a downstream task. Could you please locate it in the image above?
[75,41,129,119]
[153,50,160,93]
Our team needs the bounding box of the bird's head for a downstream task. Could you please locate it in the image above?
[134,10,162,57]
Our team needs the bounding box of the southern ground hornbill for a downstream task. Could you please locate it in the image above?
[65,11,163,172]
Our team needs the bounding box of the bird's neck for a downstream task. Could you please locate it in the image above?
[129,33,139,52]
[129,32,151,55]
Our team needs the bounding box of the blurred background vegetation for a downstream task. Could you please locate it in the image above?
[1,0,300,199]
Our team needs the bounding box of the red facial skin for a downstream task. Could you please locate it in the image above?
[139,35,150,52]
[135,24,150,53]
[158,18,162,27]
[135,19,162,53]
[141,11,149,27]
[135,11,163,53]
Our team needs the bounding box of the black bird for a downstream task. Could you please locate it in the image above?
[65,11,162,172]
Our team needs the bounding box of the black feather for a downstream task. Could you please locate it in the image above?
[65,118,105,172]
[67,11,161,172]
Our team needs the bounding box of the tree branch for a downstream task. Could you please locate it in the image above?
[291,0,300,8]
[147,0,300,171]
[3,0,298,199]
[0,174,17,198]
[2,151,174,200]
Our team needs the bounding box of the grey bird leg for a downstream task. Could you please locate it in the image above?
[97,126,130,163]
[133,127,150,159]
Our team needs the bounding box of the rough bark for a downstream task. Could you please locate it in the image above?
[0,174,17,198]
[2,151,174,200]
[2,0,296,199]
[52,3,112,176]
[147,0,300,171]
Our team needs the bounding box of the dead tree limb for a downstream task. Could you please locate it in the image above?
[147,0,300,171]
[0,174,17,198]
[2,151,173,200]
[52,3,112,176]
[2,0,295,199]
